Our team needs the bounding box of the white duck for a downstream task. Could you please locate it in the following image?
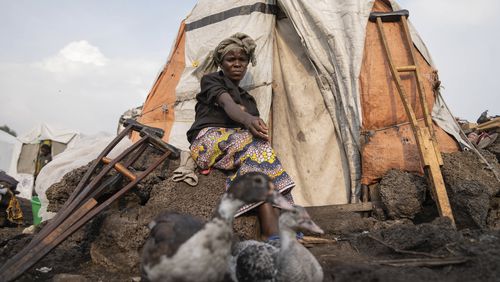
[141,172,293,282]
[232,206,324,282]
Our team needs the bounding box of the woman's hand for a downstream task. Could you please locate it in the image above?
[218,92,269,141]
[243,116,269,141]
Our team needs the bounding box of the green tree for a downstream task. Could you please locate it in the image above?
[0,125,17,137]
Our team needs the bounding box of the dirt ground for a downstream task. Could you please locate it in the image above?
[1,147,499,282]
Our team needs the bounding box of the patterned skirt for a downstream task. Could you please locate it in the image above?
[190,127,295,216]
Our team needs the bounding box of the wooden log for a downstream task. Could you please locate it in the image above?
[374,257,468,267]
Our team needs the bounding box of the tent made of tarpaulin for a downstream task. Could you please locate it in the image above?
[16,124,78,175]
[0,130,18,173]
[12,124,79,199]
[132,0,467,207]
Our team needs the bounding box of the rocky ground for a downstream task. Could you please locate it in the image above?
[1,139,499,282]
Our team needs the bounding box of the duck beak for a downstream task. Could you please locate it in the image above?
[268,190,294,211]
[300,219,324,235]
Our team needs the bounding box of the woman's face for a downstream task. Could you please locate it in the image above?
[220,49,249,85]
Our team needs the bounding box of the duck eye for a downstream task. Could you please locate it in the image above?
[254,176,264,185]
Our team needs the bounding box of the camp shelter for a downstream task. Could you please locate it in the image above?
[133,0,468,207]
[0,130,19,173]
[14,124,79,199]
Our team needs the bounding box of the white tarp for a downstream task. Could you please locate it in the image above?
[35,133,132,222]
[165,0,468,204]
[273,17,350,205]
[278,0,374,201]
[17,123,78,145]
[10,124,80,198]
[0,131,17,172]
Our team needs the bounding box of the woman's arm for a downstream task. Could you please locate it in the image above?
[217,92,269,140]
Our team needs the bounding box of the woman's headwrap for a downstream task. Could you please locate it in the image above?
[213,33,257,67]
[195,33,257,79]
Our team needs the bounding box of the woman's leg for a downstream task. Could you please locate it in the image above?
[191,128,295,237]
[258,203,280,240]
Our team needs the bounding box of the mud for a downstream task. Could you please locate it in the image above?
[357,217,459,254]
[312,217,500,282]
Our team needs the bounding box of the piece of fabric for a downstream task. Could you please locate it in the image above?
[172,151,199,186]
[359,0,460,184]
[131,22,186,146]
[278,0,375,202]
[6,189,23,224]
[186,71,260,143]
[213,33,257,67]
[361,122,459,185]
[0,170,18,188]
[431,93,471,149]
[190,127,294,217]
[272,17,349,206]
[0,131,17,173]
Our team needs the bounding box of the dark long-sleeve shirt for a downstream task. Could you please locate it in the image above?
[186,71,260,143]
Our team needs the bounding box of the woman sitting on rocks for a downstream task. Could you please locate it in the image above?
[186,33,295,241]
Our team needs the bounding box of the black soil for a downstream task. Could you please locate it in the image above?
[1,149,499,281]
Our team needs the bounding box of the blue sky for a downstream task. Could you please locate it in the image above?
[0,0,498,135]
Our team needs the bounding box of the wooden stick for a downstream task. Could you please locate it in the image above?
[367,234,445,258]
[374,257,468,267]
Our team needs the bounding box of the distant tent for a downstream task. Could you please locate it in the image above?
[13,124,79,199]
[0,130,18,173]
[133,0,468,207]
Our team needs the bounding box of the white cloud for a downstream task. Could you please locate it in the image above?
[59,40,108,65]
[37,40,109,73]
[0,41,161,135]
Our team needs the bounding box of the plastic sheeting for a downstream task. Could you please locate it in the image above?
[35,134,132,222]
[432,93,471,149]
[136,0,468,204]
[273,17,350,205]
[131,23,186,146]
[17,123,78,145]
[0,131,17,172]
[278,0,374,201]
[278,0,466,200]
[359,0,460,184]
